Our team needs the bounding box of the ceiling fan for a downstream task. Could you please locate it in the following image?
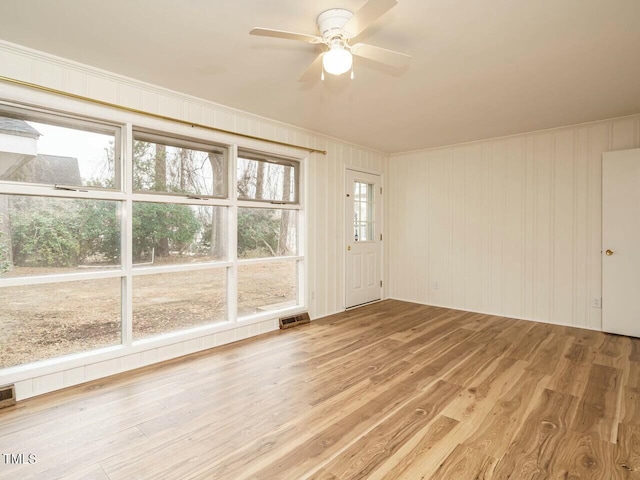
[250,0,411,81]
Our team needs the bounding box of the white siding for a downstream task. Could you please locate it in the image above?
[388,115,640,330]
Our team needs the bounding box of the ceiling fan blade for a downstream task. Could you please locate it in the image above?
[342,0,398,38]
[299,53,325,82]
[250,28,322,44]
[351,43,411,68]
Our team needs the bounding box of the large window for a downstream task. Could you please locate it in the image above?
[0,106,304,373]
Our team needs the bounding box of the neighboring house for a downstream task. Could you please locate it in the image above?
[0,116,82,268]
[22,153,82,185]
[0,116,40,179]
[0,116,81,184]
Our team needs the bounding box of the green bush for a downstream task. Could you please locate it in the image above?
[11,204,80,267]
[132,203,200,261]
[77,200,120,263]
[0,230,10,274]
[237,209,279,258]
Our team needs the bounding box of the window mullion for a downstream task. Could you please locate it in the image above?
[228,145,239,323]
[123,123,134,347]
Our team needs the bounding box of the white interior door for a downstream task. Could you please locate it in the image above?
[603,148,640,337]
[345,169,382,308]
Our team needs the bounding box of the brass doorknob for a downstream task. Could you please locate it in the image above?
[606,249,614,256]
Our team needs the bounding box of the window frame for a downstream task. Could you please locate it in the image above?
[0,100,306,379]
[234,148,304,320]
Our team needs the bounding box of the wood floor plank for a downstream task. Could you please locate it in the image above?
[506,323,555,361]
[441,355,526,423]
[547,341,596,398]
[430,444,496,480]
[616,423,640,476]
[621,362,640,426]
[376,415,459,480]
[443,340,512,387]
[525,333,570,376]
[0,299,638,480]
[548,431,625,479]
[58,465,110,480]
[198,379,422,479]
[571,363,623,443]
[461,371,548,458]
[628,339,640,363]
[491,388,577,479]
[317,381,460,479]
[595,334,631,369]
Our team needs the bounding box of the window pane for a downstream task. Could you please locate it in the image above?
[0,278,121,369]
[0,114,118,189]
[0,195,120,278]
[238,261,297,317]
[237,154,297,202]
[133,269,226,340]
[353,181,375,242]
[133,135,226,197]
[237,208,297,259]
[132,202,227,266]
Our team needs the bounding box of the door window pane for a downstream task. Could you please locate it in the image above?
[0,114,118,189]
[133,133,226,198]
[133,268,226,340]
[237,152,297,203]
[237,208,297,259]
[0,194,121,278]
[353,181,374,241]
[132,202,227,266]
[0,278,122,368]
[238,261,297,317]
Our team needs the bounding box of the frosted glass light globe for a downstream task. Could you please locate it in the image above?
[323,46,353,75]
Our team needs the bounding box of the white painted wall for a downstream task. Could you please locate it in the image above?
[387,115,640,330]
[0,41,386,399]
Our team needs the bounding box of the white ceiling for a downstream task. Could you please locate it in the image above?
[0,0,639,153]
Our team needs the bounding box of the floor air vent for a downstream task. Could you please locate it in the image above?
[279,312,311,330]
[0,384,16,409]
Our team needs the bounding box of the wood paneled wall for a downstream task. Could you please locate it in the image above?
[387,115,640,330]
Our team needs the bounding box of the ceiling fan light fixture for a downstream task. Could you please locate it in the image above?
[323,45,353,75]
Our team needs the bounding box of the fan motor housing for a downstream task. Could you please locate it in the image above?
[317,8,353,39]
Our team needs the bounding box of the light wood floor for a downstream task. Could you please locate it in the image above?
[1,299,640,479]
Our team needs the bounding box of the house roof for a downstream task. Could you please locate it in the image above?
[0,117,41,139]
[33,154,82,185]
